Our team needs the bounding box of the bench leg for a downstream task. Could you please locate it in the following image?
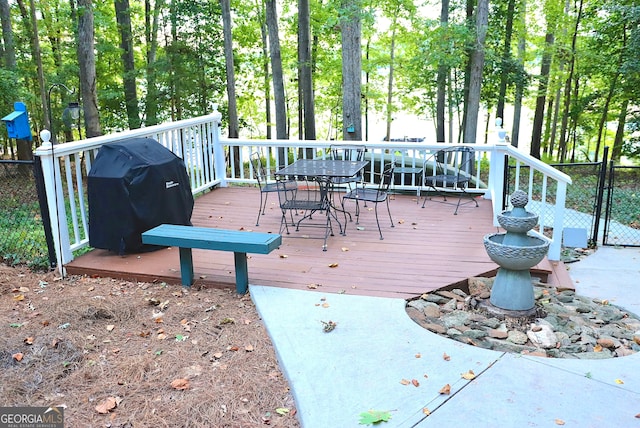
[234,252,249,294]
[178,247,194,286]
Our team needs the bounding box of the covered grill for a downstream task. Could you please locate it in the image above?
[88,137,194,254]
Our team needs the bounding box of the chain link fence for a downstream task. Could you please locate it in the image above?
[0,160,52,270]
[603,165,640,246]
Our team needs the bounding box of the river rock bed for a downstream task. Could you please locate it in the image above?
[406,277,640,359]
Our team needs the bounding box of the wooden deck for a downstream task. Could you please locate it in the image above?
[66,186,573,299]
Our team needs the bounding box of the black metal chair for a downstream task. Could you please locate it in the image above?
[250,151,295,226]
[329,144,366,189]
[421,146,479,215]
[277,176,336,251]
[341,164,395,240]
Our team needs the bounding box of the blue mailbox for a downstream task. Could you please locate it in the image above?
[2,102,32,141]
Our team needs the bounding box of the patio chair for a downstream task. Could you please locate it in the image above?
[421,146,479,215]
[329,144,366,189]
[277,176,336,251]
[341,164,395,240]
[250,151,296,226]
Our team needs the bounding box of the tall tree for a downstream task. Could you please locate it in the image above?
[341,0,362,141]
[495,0,515,122]
[221,0,240,176]
[0,0,16,69]
[298,0,316,141]
[16,0,47,138]
[266,0,287,165]
[77,0,101,137]
[529,27,555,157]
[144,0,162,126]
[463,0,489,144]
[556,0,583,163]
[435,0,449,143]
[114,0,141,129]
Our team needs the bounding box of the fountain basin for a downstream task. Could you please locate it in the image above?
[484,233,549,271]
[497,211,539,234]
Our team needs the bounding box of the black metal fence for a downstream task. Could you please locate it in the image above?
[0,159,55,270]
[603,164,640,247]
[507,148,640,248]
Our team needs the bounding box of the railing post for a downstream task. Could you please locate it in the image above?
[37,130,73,274]
[488,145,506,226]
[211,107,227,187]
[548,180,567,261]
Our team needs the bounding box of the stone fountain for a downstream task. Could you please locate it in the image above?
[483,190,550,315]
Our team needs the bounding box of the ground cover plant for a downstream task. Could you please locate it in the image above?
[0,264,299,427]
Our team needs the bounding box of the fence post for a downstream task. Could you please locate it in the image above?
[32,156,57,269]
[487,145,506,227]
[36,131,72,274]
[591,146,609,247]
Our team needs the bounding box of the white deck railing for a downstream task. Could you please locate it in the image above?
[34,109,571,272]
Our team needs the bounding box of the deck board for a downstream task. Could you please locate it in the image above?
[66,186,572,299]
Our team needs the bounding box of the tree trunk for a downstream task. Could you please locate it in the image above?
[114,0,141,129]
[511,25,525,148]
[77,0,101,137]
[435,0,449,143]
[529,32,554,159]
[220,0,240,175]
[298,0,316,142]
[254,0,271,140]
[341,0,362,141]
[16,0,48,138]
[462,0,488,144]
[611,98,628,162]
[384,8,398,143]
[557,0,583,163]
[144,0,162,126]
[0,0,16,69]
[496,0,515,122]
[266,0,287,165]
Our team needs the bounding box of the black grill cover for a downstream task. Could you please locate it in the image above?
[88,138,194,254]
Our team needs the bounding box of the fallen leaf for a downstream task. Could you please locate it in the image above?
[411,379,420,387]
[555,419,565,425]
[13,294,25,301]
[461,370,476,380]
[12,353,23,362]
[275,407,289,416]
[593,344,603,352]
[106,325,115,332]
[341,247,349,252]
[321,303,330,308]
[213,352,223,359]
[18,286,29,293]
[328,263,339,268]
[279,254,288,258]
[171,378,190,390]
[400,379,410,385]
[442,352,451,361]
[439,384,451,395]
[307,283,319,289]
[228,346,239,351]
[358,410,392,425]
[245,345,254,352]
[23,337,34,345]
[615,379,624,384]
[95,397,118,414]
[415,353,421,358]
[422,408,431,415]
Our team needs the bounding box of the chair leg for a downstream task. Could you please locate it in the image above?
[373,203,383,240]
[386,199,394,228]
[256,192,265,226]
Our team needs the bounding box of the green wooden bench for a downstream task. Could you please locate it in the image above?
[141,224,282,294]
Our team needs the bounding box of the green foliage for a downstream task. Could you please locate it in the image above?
[359,409,392,425]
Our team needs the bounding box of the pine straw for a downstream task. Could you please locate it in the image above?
[0,264,299,427]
